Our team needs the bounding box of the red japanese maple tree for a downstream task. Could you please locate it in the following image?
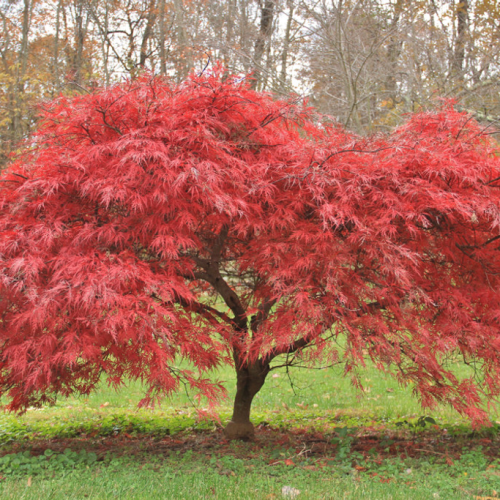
[2,69,500,439]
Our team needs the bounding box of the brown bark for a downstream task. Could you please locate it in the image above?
[158,0,167,74]
[452,0,468,77]
[101,1,110,86]
[279,0,294,92]
[173,0,189,80]
[223,359,270,440]
[139,2,157,68]
[72,0,87,85]
[251,0,275,90]
[53,0,62,92]
[223,0,236,66]
[12,0,32,142]
[385,0,404,108]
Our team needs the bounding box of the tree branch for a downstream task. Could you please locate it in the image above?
[96,108,123,136]
[268,337,310,361]
[175,295,236,328]
[250,297,277,334]
[186,227,247,331]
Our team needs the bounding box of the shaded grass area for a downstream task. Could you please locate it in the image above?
[1,361,500,498]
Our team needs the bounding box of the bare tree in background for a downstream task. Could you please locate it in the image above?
[452,0,469,79]
[2,0,500,167]
[70,0,88,85]
[0,0,35,163]
[299,0,396,132]
[251,0,275,89]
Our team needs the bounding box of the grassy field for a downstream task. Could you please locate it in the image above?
[0,360,500,499]
[7,357,488,427]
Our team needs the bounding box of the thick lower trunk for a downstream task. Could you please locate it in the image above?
[223,360,270,440]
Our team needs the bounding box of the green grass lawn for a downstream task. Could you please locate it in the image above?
[9,357,490,427]
[2,449,498,500]
[0,359,499,499]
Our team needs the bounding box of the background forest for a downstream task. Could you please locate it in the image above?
[1,0,499,167]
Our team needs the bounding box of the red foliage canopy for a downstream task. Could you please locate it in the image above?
[2,69,500,426]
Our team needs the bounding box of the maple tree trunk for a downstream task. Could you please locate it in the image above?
[223,360,270,440]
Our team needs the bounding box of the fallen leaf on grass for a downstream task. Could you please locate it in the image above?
[284,459,294,466]
[303,465,317,471]
[27,477,31,487]
[218,470,235,477]
[100,402,109,408]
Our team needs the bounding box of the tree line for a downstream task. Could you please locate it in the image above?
[1,0,499,165]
